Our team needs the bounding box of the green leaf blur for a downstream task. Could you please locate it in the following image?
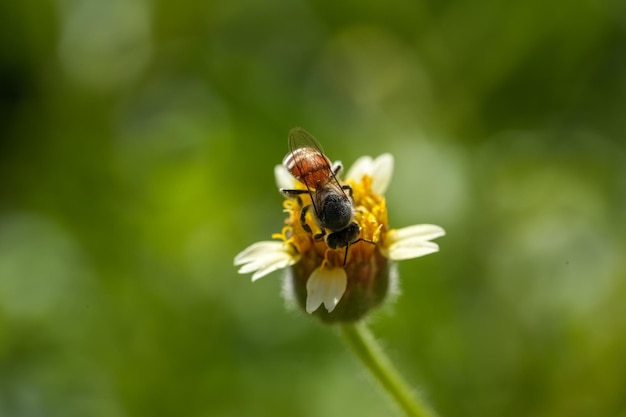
[1,0,625,416]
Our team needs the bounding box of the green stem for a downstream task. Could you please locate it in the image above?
[340,322,437,417]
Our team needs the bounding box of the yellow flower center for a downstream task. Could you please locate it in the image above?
[273,175,389,268]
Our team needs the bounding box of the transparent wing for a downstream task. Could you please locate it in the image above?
[288,127,325,156]
[287,127,348,199]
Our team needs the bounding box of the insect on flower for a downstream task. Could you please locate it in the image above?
[280,128,374,265]
[234,127,445,321]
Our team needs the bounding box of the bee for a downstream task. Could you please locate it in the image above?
[280,127,371,265]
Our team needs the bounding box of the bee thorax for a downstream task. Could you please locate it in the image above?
[316,192,355,231]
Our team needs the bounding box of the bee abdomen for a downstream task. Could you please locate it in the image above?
[283,147,332,189]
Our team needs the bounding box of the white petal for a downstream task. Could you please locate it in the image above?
[250,256,295,281]
[234,241,284,264]
[274,164,295,190]
[305,267,347,313]
[234,241,298,281]
[345,154,394,195]
[371,153,394,194]
[389,224,446,242]
[345,155,374,182]
[383,224,445,261]
[387,240,440,261]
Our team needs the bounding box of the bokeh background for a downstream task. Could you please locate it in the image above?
[1,0,625,416]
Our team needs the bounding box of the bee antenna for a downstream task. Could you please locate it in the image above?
[343,238,376,267]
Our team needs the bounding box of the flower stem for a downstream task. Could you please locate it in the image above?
[340,322,437,417]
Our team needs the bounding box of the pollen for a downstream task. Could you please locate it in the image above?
[279,173,388,269]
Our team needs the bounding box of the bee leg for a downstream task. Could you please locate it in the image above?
[300,205,325,239]
[341,184,353,198]
[300,205,313,234]
[313,229,326,241]
[332,161,343,176]
[281,188,309,198]
[331,163,354,199]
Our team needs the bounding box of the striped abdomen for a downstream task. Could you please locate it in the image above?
[283,147,333,190]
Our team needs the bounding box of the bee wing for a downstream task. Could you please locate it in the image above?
[286,127,349,200]
[285,127,332,187]
[328,175,350,196]
[288,127,325,155]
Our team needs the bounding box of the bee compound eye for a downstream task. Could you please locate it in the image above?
[345,222,360,241]
[326,222,360,250]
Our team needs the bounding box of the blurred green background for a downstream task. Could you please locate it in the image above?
[1,0,625,416]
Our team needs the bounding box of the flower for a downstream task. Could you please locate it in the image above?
[234,150,445,322]
[233,241,300,281]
